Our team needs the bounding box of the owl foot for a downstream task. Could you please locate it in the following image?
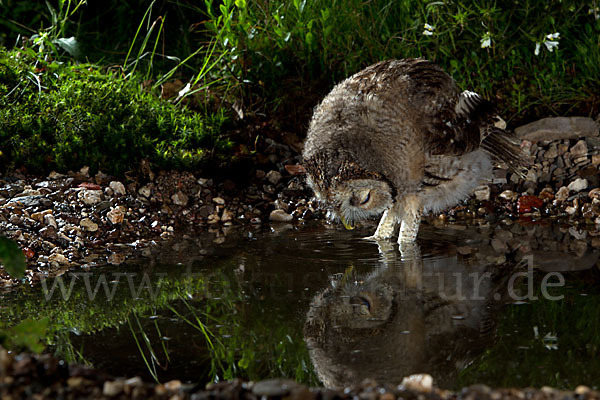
[397,195,423,244]
[371,209,396,240]
[399,241,421,261]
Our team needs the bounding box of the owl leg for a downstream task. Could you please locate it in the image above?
[397,194,423,244]
[365,208,398,241]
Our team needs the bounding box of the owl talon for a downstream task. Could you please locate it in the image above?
[362,235,390,241]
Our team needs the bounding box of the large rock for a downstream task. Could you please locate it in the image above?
[515,117,599,142]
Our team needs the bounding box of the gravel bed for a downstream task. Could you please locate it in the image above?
[1,347,598,399]
[1,117,600,287]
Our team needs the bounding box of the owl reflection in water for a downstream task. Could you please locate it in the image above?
[303,58,528,243]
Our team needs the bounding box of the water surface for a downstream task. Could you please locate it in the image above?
[1,220,599,389]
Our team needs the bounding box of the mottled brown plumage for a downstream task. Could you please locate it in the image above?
[303,58,528,244]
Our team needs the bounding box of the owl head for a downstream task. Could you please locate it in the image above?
[316,178,393,230]
[303,155,394,229]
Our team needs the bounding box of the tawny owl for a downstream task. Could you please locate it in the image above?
[303,58,527,243]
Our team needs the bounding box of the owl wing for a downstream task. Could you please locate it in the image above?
[347,59,488,157]
[423,84,529,177]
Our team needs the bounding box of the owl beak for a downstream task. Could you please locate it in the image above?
[341,216,355,230]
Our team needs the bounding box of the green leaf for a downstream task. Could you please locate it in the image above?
[305,32,314,47]
[7,318,49,353]
[53,36,82,58]
[0,237,26,279]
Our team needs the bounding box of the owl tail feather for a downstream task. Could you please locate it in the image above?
[481,127,531,179]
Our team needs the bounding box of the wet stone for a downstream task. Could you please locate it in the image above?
[266,170,282,185]
[498,190,517,201]
[555,186,570,202]
[589,188,600,200]
[109,181,126,196]
[48,252,69,265]
[78,189,104,206]
[39,226,58,240]
[515,117,600,141]
[80,218,99,232]
[474,186,490,201]
[544,145,558,159]
[252,379,299,397]
[400,374,433,393]
[570,139,588,158]
[269,209,293,222]
[94,200,112,212]
[103,380,124,397]
[568,178,588,193]
[171,191,189,206]
[138,185,152,198]
[7,195,51,208]
[0,184,24,197]
[221,209,234,223]
[107,206,125,225]
[44,214,58,229]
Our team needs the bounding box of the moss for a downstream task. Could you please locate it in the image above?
[0,46,231,175]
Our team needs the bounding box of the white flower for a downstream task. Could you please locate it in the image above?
[422,23,435,36]
[534,32,560,55]
[542,332,558,351]
[480,32,492,48]
[544,40,559,52]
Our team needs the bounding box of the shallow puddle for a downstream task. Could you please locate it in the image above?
[1,220,599,390]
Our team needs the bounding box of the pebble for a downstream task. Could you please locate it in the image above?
[138,185,152,198]
[570,139,588,158]
[498,190,518,201]
[103,380,124,396]
[543,145,558,159]
[109,181,126,196]
[44,216,61,231]
[107,252,125,265]
[171,191,188,206]
[400,374,433,393]
[491,238,509,253]
[269,209,293,222]
[164,380,182,391]
[456,246,473,255]
[80,218,99,232]
[31,209,52,223]
[40,226,58,240]
[48,253,69,265]
[8,195,51,208]
[107,206,125,224]
[588,188,600,200]
[212,197,225,205]
[78,189,103,205]
[252,379,296,397]
[221,209,233,223]
[266,170,282,185]
[473,186,490,201]
[555,186,570,202]
[567,178,588,193]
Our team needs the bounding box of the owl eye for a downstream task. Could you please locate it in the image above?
[359,190,371,206]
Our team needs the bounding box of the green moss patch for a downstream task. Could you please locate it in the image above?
[0,46,231,175]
